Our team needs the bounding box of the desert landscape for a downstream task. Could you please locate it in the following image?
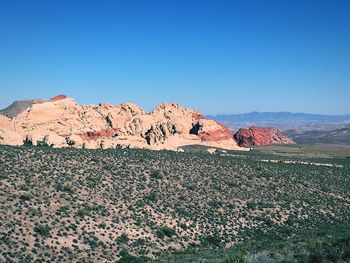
[0,94,349,263]
[1,96,349,262]
[1,143,349,262]
[1,1,350,262]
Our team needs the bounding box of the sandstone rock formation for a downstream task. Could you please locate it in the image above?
[0,115,23,146]
[233,126,294,147]
[0,95,244,151]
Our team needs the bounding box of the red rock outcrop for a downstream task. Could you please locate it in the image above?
[79,128,119,141]
[191,120,233,142]
[233,126,294,147]
[49,95,68,102]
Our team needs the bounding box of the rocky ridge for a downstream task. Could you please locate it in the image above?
[0,95,243,151]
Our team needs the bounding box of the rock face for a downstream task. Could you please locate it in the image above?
[0,115,23,146]
[0,95,244,151]
[233,126,294,147]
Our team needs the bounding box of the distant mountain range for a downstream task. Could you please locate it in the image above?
[209,112,350,145]
[283,125,350,145]
[208,112,350,131]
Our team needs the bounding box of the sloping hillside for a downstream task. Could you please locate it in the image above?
[284,126,350,145]
[0,145,349,262]
[0,99,44,118]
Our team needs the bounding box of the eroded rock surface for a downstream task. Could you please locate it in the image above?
[233,126,294,147]
[0,95,243,151]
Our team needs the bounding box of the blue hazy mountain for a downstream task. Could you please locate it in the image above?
[209,111,350,124]
[208,112,350,131]
[208,112,350,145]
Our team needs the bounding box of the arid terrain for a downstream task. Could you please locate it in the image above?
[1,0,350,262]
[283,126,350,145]
[1,144,349,262]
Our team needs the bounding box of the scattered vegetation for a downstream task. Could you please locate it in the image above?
[0,144,349,262]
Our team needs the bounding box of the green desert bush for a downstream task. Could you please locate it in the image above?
[34,224,51,238]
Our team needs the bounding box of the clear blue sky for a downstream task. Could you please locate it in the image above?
[0,0,349,114]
